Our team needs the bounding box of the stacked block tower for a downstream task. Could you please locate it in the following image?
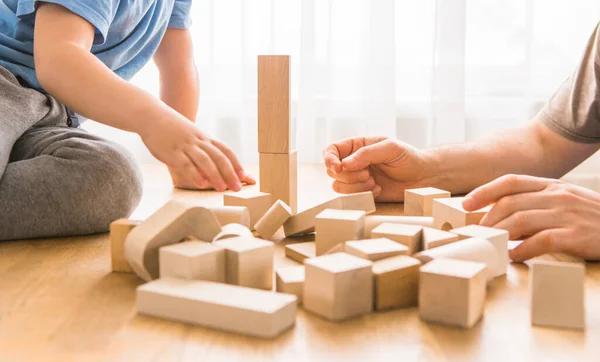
[257,55,298,213]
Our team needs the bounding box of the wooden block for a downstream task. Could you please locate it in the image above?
[364,215,434,238]
[283,197,343,236]
[212,223,254,242]
[373,255,421,310]
[224,191,273,229]
[419,258,487,328]
[254,200,293,240]
[209,206,251,228]
[315,209,365,256]
[216,237,274,290]
[337,191,376,214]
[324,242,346,255]
[432,197,491,230]
[451,224,509,277]
[371,223,423,255]
[137,278,297,339]
[276,266,305,305]
[285,242,316,263]
[404,187,451,216]
[530,260,585,330]
[259,151,298,213]
[345,238,408,261]
[257,55,293,154]
[422,227,460,250]
[414,237,499,282]
[110,219,140,273]
[159,241,226,282]
[125,201,222,281]
[304,253,373,321]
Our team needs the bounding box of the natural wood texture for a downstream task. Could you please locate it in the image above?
[364,215,434,238]
[209,206,251,228]
[451,225,509,277]
[284,242,316,263]
[419,259,487,329]
[432,197,491,230]
[373,255,421,310]
[255,200,293,240]
[137,278,297,339]
[283,197,342,236]
[404,187,451,216]
[212,223,254,242]
[422,227,460,250]
[371,223,423,255]
[215,236,274,290]
[260,151,298,213]
[337,191,377,214]
[315,209,365,256]
[159,241,226,282]
[345,238,408,261]
[110,219,140,273]
[530,260,585,330]
[257,55,293,154]
[276,266,305,305]
[224,191,273,229]
[2,164,599,361]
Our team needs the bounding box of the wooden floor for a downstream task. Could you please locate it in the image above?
[1,164,599,361]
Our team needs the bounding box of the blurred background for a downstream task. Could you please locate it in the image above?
[83,0,600,179]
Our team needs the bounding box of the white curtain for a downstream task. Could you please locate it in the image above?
[83,0,600,166]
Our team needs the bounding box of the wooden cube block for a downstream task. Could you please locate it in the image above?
[137,278,297,339]
[365,215,434,238]
[432,197,491,231]
[216,237,274,290]
[212,223,254,242]
[338,191,376,214]
[259,151,298,213]
[422,227,460,250]
[255,200,293,240]
[304,253,373,321]
[345,238,408,261]
[283,197,343,236]
[373,255,421,310]
[371,223,423,255]
[315,209,365,256]
[451,224,509,277]
[285,242,315,263]
[209,206,251,228]
[257,55,294,154]
[125,201,222,281]
[324,242,346,255]
[159,241,226,282]
[276,266,305,305]
[419,258,487,328]
[530,260,585,330]
[404,187,451,216]
[224,191,272,229]
[110,219,140,273]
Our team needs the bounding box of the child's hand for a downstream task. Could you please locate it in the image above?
[140,117,255,192]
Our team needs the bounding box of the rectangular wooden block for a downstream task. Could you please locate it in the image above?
[451,224,509,276]
[216,237,274,290]
[137,278,297,339]
[110,219,140,273]
[224,191,272,229]
[315,209,366,256]
[364,215,434,238]
[373,255,421,310]
[276,266,305,305]
[345,238,408,261]
[259,151,298,213]
[283,197,343,236]
[419,258,487,328]
[530,260,585,330]
[422,227,460,250]
[404,187,451,216]
[254,200,293,240]
[209,206,251,228]
[432,197,491,231]
[285,242,316,263]
[159,241,226,282]
[337,191,376,214]
[257,55,294,154]
[371,223,423,255]
[304,253,373,321]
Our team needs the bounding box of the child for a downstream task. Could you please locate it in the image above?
[0,1,254,240]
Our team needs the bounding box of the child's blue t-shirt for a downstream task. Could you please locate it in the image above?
[0,0,192,90]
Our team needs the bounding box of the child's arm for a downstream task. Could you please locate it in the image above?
[33,3,247,192]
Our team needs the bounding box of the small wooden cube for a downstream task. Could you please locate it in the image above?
[371,223,423,255]
[451,224,509,277]
[304,253,373,321]
[315,209,366,256]
[285,242,316,263]
[373,255,421,310]
[432,197,491,231]
[422,227,460,250]
[338,191,376,214]
[530,260,585,330]
[224,191,273,229]
[404,187,451,216]
[159,241,226,282]
[419,258,487,328]
[276,266,305,305]
[110,219,140,273]
[216,237,274,290]
[209,206,251,228]
[259,151,298,213]
[345,238,408,261]
[255,200,293,240]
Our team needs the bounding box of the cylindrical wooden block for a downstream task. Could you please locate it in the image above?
[212,224,254,242]
[365,215,434,238]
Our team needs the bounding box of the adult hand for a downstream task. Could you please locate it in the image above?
[463,174,600,261]
[323,137,434,202]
